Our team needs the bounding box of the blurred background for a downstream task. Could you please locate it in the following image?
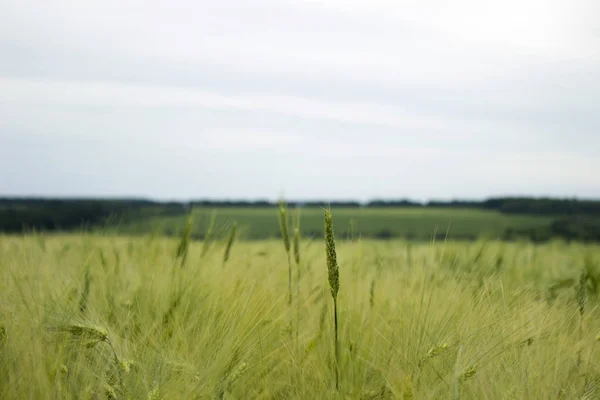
[1,0,599,241]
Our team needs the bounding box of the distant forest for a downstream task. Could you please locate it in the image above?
[1,197,600,241]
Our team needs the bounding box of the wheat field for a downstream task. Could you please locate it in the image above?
[1,224,600,399]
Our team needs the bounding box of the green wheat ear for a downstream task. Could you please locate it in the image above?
[57,323,109,342]
[223,222,237,264]
[79,263,92,314]
[278,201,290,253]
[201,210,217,257]
[293,227,301,265]
[0,324,6,346]
[460,364,478,381]
[324,209,339,299]
[176,212,193,267]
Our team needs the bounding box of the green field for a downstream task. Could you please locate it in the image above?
[117,207,553,241]
[2,222,600,398]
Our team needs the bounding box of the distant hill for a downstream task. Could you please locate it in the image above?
[1,197,599,241]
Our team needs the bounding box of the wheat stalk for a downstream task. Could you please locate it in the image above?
[324,208,340,390]
[293,220,302,345]
[369,279,375,309]
[79,263,91,314]
[201,209,217,257]
[293,219,301,266]
[278,201,291,254]
[176,212,193,267]
[223,222,237,264]
[278,201,292,306]
[54,323,123,385]
[0,324,6,346]
[293,225,301,281]
[576,266,588,368]
[324,209,339,298]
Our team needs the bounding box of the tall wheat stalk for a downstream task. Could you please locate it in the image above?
[79,263,91,314]
[324,208,340,390]
[176,212,193,267]
[278,201,292,306]
[201,210,217,258]
[294,226,301,301]
[293,213,301,344]
[223,222,237,265]
[576,266,588,369]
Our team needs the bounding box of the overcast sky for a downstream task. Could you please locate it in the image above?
[1,0,598,201]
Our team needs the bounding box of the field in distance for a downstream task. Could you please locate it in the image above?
[116,207,552,241]
[1,233,599,399]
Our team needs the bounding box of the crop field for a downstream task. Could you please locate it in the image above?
[116,207,552,241]
[2,209,600,399]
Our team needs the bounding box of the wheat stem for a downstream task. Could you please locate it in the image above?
[293,224,302,348]
[278,201,292,306]
[324,208,340,390]
[333,296,339,390]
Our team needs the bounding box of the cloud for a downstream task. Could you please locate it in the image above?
[0,0,598,199]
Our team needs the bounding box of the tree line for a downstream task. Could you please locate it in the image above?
[0,198,185,233]
[1,197,599,241]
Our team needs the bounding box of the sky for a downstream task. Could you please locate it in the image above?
[0,0,599,202]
